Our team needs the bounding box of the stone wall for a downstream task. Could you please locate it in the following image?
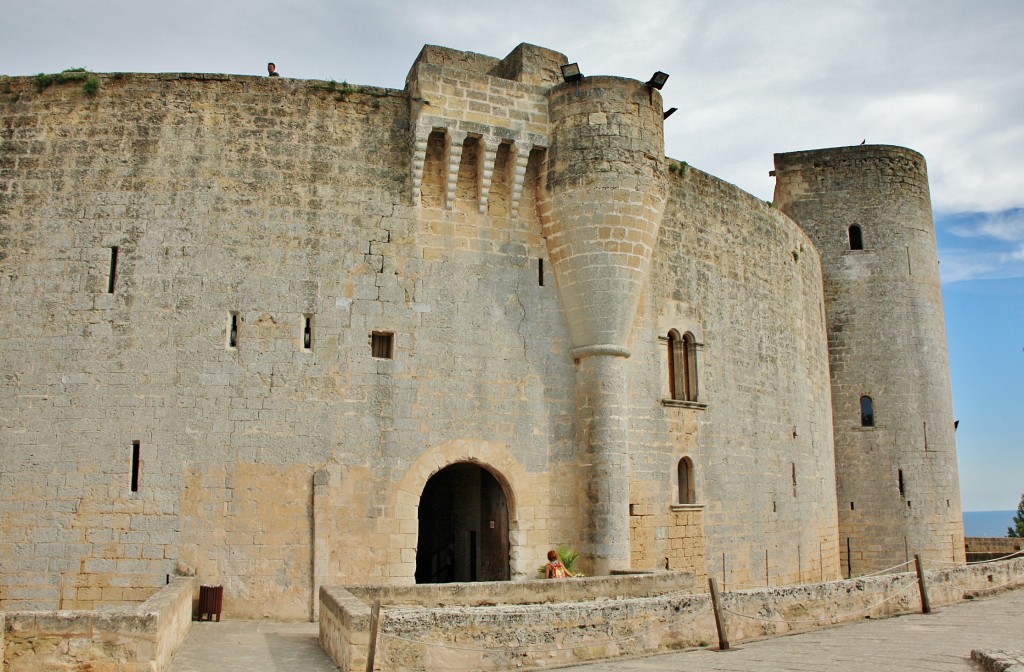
[3,577,193,672]
[320,559,1024,671]
[1,43,956,619]
[0,71,418,616]
[965,537,1024,562]
[628,164,840,586]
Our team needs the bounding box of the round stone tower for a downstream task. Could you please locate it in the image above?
[542,77,668,574]
[773,145,965,575]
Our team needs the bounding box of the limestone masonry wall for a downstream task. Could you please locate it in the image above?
[3,577,193,672]
[633,165,839,587]
[965,537,1024,563]
[0,42,962,619]
[319,560,1024,671]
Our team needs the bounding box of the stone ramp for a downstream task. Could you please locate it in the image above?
[166,621,338,672]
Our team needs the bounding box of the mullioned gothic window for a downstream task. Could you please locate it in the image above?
[667,329,699,402]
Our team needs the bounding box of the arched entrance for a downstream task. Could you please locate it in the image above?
[415,462,510,583]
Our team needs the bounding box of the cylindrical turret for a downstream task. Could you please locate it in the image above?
[542,77,667,573]
[773,145,965,575]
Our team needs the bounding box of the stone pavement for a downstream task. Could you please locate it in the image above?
[166,587,1024,672]
[166,620,337,672]
[557,587,1024,672]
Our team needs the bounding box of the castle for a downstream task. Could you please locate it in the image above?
[0,43,965,620]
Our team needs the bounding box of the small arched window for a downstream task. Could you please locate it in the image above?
[677,457,696,504]
[667,330,699,402]
[849,225,864,250]
[860,395,874,427]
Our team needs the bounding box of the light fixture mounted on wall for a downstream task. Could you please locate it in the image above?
[646,71,670,90]
[560,63,583,83]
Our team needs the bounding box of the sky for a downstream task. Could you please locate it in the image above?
[2,0,1022,511]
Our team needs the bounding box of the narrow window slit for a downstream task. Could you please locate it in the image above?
[898,468,905,498]
[228,312,239,349]
[538,258,544,286]
[303,315,313,350]
[108,246,119,293]
[130,441,141,492]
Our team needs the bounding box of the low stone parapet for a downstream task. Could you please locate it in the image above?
[3,577,194,672]
[965,537,1024,563]
[320,572,697,670]
[320,559,1024,671]
[345,570,695,607]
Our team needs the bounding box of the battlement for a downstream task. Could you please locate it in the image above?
[407,43,567,88]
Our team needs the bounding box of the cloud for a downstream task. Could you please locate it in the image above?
[938,250,1013,283]
[949,210,1024,243]
[938,210,1024,282]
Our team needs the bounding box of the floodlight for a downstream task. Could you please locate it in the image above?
[646,71,669,90]
[561,63,583,83]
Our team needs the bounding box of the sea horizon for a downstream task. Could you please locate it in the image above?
[962,509,1017,537]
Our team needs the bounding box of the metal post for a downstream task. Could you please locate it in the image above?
[708,577,730,651]
[365,598,382,672]
[914,554,931,614]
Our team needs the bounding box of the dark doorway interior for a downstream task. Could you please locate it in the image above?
[415,463,510,583]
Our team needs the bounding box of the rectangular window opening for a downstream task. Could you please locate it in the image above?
[130,441,141,492]
[107,246,119,294]
[850,501,855,510]
[228,312,239,349]
[371,331,394,359]
[897,468,905,498]
[538,258,545,287]
[302,314,313,351]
